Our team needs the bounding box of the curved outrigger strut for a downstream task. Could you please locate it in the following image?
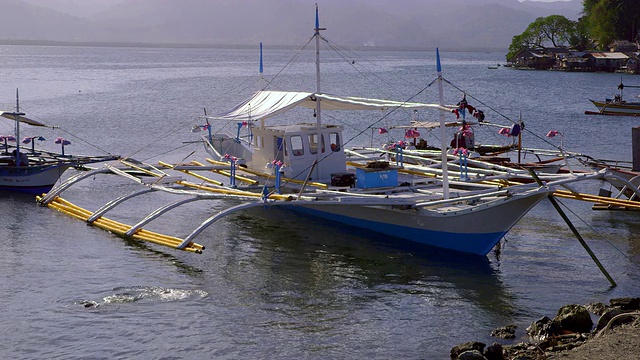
[126,196,204,237]
[39,167,112,205]
[178,201,266,249]
[88,188,157,223]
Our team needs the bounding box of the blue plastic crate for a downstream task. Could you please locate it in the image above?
[355,167,398,189]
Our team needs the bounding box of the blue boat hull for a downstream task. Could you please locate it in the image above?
[275,189,549,256]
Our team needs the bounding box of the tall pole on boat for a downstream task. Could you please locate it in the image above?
[14,88,23,167]
[314,3,325,180]
[259,42,264,78]
[518,111,522,164]
[436,48,449,199]
[203,108,212,145]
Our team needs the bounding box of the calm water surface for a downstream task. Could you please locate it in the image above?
[0,44,639,359]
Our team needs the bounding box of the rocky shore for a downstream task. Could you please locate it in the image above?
[450,298,640,360]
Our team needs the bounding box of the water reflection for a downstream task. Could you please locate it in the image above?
[217,207,517,329]
[598,212,640,269]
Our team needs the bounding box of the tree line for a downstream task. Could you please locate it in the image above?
[507,0,640,60]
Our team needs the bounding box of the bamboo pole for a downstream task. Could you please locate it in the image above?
[528,170,616,287]
[196,159,258,185]
[158,161,224,186]
[554,189,640,210]
[203,158,327,188]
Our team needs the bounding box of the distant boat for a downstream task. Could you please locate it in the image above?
[0,90,118,194]
[488,64,500,69]
[586,81,640,116]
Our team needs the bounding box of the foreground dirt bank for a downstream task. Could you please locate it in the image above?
[450,298,640,360]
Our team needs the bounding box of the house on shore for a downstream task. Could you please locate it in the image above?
[508,41,639,73]
[510,49,555,70]
[583,52,629,72]
[560,51,589,72]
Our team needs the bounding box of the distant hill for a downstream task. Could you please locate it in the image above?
[21,0,125,18]
[2,0,584,50]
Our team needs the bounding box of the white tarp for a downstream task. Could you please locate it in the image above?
[0,111,49,127]
[209,90,453,122]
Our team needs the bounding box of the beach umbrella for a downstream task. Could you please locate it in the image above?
[22,136,45,152]
[404,129,420,139]
[55,137,71,156]
[0,135,16,152]
[546,130,560,138]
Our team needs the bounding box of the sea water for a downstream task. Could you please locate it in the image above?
[0,44,638,359]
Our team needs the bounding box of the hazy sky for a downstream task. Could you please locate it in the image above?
[12,0,582,49]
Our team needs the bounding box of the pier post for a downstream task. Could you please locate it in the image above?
[633,127,640,171]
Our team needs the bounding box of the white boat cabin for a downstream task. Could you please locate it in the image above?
[250,122,346,182]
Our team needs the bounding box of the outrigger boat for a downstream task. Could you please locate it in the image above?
[0,90,118,194]
[38,6,557,257]
[35,6,640,265]
[586,81,640,116]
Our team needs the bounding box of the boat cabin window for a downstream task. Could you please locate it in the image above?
[289,135,304,156]
[275,136,284,157]
[329,132,340,152]
[254,135,263,149]
[308,134,325,154]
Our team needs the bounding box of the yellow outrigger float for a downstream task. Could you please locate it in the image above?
[39,195,205,254]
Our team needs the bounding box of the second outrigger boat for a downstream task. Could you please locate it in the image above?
[586,81,640,116]
[0,90,119,194]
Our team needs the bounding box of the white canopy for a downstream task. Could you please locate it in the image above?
[0,111,49,127]
[209,90,454,122]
